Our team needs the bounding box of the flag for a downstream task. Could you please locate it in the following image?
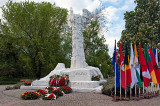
[112,40,120,88]
[145,45,157,85]
[154,48,156,57]
[124,44,132,85]
[139,44,151,87]
[134,43,141,88]
[148,47,160,84]
[120,43,126,89]
[155,49,158,66]
[130,43,138,88]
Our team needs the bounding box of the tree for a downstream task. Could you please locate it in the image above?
[0,1,68,78]
[83,20,113,78]
[118,0,160,51]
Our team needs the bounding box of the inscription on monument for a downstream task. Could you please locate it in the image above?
[75,72,87,76]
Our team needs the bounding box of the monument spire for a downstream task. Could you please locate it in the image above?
[69,9,88,68]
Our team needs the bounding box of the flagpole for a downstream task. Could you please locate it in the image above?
[135,83,137,100]
[120,65,122,100]
[130,84,132,100]
[143,81,144,99]
[139,64,141,99]
[158,84,159,95]
[125,65,127,99]
[151,82,152,97]
[115,62,116,101]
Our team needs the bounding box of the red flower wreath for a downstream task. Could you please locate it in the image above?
[58,77,67,86]
[50,77,57,86]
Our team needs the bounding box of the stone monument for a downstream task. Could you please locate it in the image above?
[21,8,106,93]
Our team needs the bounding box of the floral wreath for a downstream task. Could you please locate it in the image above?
[49,74,69,87]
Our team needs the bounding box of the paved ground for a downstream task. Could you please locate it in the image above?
[0,85,160,106]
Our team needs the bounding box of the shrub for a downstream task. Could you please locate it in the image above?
[13,82,24,89]
[0,77,21,85]
[100,77,145,96]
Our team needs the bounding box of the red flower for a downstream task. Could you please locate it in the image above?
[58,77,67,86]
[50,77,57,86]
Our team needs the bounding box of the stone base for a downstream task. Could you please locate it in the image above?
[72,86,103,93]
[70,80,105,88]
[20,63,106,93]
[20,85,103,93]
[20,86,47,90]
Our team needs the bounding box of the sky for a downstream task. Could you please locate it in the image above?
[0,0,136,57]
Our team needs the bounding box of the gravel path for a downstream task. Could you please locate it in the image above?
[0,85,160,106]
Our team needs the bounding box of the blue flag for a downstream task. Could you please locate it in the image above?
[112,40,120,88]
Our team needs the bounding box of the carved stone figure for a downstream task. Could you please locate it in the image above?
[69,8,93,68]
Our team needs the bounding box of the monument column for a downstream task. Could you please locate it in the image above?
[69,8,88,68]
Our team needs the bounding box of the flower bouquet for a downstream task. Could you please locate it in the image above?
[45,87,55,94]
[49,74,69,87]
[49,76,57,87]
[21,91,40,100]
[36,89,47,96]
[42,93,56,100]
[24,81,31,86]
[58,77,67,87]
[58,86,72,94]
[91,75,101,81]
[52,89,65,98]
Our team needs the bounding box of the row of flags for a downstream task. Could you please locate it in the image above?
[112,41,160,90]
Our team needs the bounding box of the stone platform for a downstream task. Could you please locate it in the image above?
[20,63,106,93]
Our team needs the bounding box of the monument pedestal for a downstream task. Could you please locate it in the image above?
[20,63,106,93]
[62,66,106,93]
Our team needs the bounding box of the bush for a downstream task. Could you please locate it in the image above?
[0,77,21,85]
[13,82,24,89]
[100,77,145,96]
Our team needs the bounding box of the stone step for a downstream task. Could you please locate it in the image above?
[70,81,101,88]
[71,86,103,93]
[20,85,47,90]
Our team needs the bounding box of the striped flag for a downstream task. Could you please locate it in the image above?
[148,47,160,84]
[120,43,125,89]
[124,44,132,85]
[112,40,120,88]
[145,45,157,85]
[130,43,138,88]
[139,44,151,87]
[134,43,141,88]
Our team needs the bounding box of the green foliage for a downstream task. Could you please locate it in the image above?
[0,1,69,78]
[0,77,21,85]
[13,82,24,89]
[83,20,113,78]
[101,77,145,96]
[118,0,160,51]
